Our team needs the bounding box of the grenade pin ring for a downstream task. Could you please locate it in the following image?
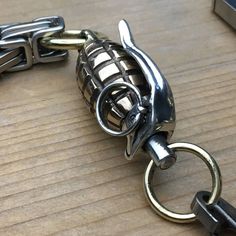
[96,81,146,137]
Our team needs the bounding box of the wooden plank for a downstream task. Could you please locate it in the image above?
[0,0,235,235]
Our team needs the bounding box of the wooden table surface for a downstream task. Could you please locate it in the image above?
[0,0,235,235]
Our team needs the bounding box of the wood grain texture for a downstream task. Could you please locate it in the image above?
[0,0,235,235]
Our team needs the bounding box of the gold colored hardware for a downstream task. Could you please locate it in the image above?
[144,142,222,223]
[40,30,108,50]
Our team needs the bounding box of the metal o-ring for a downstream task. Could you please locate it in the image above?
[144,142,222,223]
[96,81,143,137]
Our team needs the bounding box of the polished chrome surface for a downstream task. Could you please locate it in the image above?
[144,143,222,223]
[118,20,176,163]
[213,0,236,29]
[0,16,68,73]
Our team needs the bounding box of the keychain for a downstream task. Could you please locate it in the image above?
[0,16,235,235]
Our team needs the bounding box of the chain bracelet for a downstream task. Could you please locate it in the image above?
[0,15,235,236]
[0,16,68,74]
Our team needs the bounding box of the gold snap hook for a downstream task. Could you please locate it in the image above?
[143,142,222,223]
[40,30,108,50]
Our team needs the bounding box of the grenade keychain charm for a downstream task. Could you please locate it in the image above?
[1,16,236,235]
[77,22,177,169]
[71,20,224,224]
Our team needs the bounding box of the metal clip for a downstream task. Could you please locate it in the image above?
[0,16,68,73]
[191,191,236,235]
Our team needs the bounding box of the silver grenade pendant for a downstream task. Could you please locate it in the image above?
[76,32,149,131]
[76,21,176,170]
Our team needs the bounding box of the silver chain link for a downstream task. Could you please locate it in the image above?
[0,16,68,74]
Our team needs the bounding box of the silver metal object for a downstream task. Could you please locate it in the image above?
[191,191,236,235]
[118,20,176,163]
[0,16,68,74]
[213,0,236,29]
[0,47,22,73]
[76,30,149,133]
[96,81,145,137]
[32,16,68,63]
[0,38,33,73]
[76,26,176,170]
[144,134,176,169]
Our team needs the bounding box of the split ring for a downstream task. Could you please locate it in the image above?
[144,142,222,223]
